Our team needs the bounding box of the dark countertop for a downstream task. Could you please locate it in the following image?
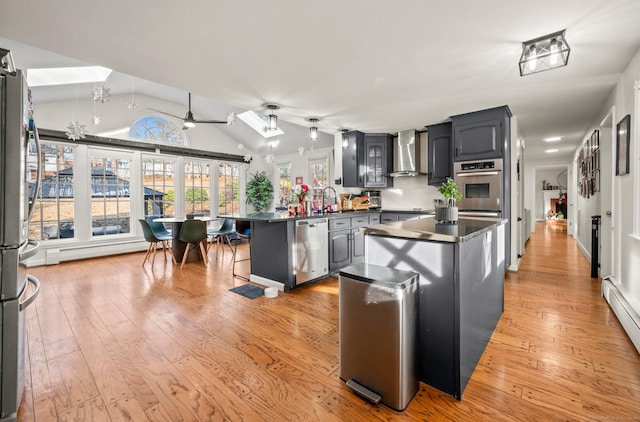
[218,209,380,223]
[219,208,435,223]
[363,217,506,243]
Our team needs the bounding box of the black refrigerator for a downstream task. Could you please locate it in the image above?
[0,48,41,422]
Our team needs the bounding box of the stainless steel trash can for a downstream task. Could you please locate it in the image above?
[339,263,419,411]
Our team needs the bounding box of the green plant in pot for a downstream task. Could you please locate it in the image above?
[246,171,274,212]
[436,177,462,223]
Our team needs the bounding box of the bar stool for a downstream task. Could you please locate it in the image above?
[232,220,251,280]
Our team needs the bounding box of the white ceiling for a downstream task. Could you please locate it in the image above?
[2,0,640,160]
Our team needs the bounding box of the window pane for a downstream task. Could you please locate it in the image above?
[29,143,75,240]
[218,162,240,215]
[309,157,328,203]
[129,116,187,145]
[143,158,176,217]
[278,163,292,206]
[89,155,131,237]
[184,160,211,215]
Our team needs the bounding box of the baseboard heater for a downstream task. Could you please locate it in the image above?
[602,277,640,354]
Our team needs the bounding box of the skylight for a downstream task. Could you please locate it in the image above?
[238,110,284,138]
[26,66,112,87]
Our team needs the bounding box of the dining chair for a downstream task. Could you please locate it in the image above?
[207,218,235,258]
[178,219,209,269]
[139,219,176,266]
[146,216,172,237]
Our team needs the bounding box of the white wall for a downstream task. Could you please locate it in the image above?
[574,47,640,317]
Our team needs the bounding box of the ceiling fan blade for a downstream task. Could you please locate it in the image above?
[147,107,184,120]
[193,119,228,124]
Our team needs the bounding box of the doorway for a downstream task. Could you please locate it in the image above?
[599,108,615,279]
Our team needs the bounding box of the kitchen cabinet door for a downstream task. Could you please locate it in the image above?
[342,131,365,187]
[364,134,393,188]
[329,229,351,272]
[351,228,365,264]
[427,123,452,186]
[451,106,512,161]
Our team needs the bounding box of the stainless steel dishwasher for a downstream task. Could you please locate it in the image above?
[294,218,328,285]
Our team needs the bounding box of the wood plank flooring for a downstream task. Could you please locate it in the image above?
[17,222,640,421]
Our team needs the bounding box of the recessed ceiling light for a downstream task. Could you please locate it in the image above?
[26,66,112,87]
[543,136,563,142]
[545,148,559,153]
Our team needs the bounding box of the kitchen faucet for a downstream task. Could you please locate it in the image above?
[322,186,338,213]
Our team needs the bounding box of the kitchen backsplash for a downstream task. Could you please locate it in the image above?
[340,175,441,211]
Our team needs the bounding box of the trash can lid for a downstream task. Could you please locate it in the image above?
[339,263,418,289]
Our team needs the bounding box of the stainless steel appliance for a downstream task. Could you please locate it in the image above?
[361,190,381,209]
[294,218,328,285]
[390,130,425,177]
[454,158,502,212]
[1,49,41,422]
[339,263,419,411]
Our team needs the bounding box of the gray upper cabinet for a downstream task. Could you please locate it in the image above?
[427,122,452,186]
[451,106,512,161]
[342,130,365,188]
[364,133,393,188]
[342,131,393,188]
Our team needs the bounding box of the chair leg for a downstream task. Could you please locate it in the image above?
[142,243,153,266]
[181,243,191,269]
[163,240,177,264]
[198,241,208,266]
[151,242,158,267]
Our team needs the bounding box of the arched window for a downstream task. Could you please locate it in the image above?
[129,116,187,145]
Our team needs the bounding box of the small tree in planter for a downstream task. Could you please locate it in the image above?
[246,171,273,212]
[436,177,462,223]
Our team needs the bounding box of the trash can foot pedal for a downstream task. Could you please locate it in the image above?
[346,379,382,404]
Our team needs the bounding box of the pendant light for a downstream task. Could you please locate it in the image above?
[263,103,280,131]
[306,117,321,141]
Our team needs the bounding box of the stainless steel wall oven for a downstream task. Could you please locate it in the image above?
[454,159,502,212]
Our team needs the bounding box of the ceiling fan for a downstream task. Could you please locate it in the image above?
[149,92,236,129]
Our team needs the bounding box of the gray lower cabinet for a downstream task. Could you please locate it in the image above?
[329,215,370,273]
[329,229,351,271]
[381,213,423,223]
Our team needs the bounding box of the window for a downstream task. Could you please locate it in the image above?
[218,162,240,215]
[29,143,75,240]
[129,116,187,145]
[89,153,132,237]
[142,158,176,217]
[184,160,212,215]
[309,155,329,204]
[277,162,292,206]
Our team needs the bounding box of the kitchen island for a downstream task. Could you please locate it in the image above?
[220,210,382,291]
[363,217,506,400]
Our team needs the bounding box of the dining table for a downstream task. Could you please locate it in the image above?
[153,216,219,263]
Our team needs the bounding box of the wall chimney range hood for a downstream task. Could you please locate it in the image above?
[390,129,424,177]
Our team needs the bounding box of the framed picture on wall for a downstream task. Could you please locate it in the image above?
[616,114,631,176]
[592,129,600,151]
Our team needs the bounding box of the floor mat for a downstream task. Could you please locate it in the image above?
[229,284,264,299]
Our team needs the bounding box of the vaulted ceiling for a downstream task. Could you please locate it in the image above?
[2,0,640,160]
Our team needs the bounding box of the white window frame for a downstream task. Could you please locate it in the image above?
[87,147,135,239]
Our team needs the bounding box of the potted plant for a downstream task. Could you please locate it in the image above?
[435,177,462,223]
[246,171,273,212]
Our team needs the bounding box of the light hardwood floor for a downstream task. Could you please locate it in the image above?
[17,222,640,421]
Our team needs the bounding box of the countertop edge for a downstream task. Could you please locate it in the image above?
[363,218,506,243]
